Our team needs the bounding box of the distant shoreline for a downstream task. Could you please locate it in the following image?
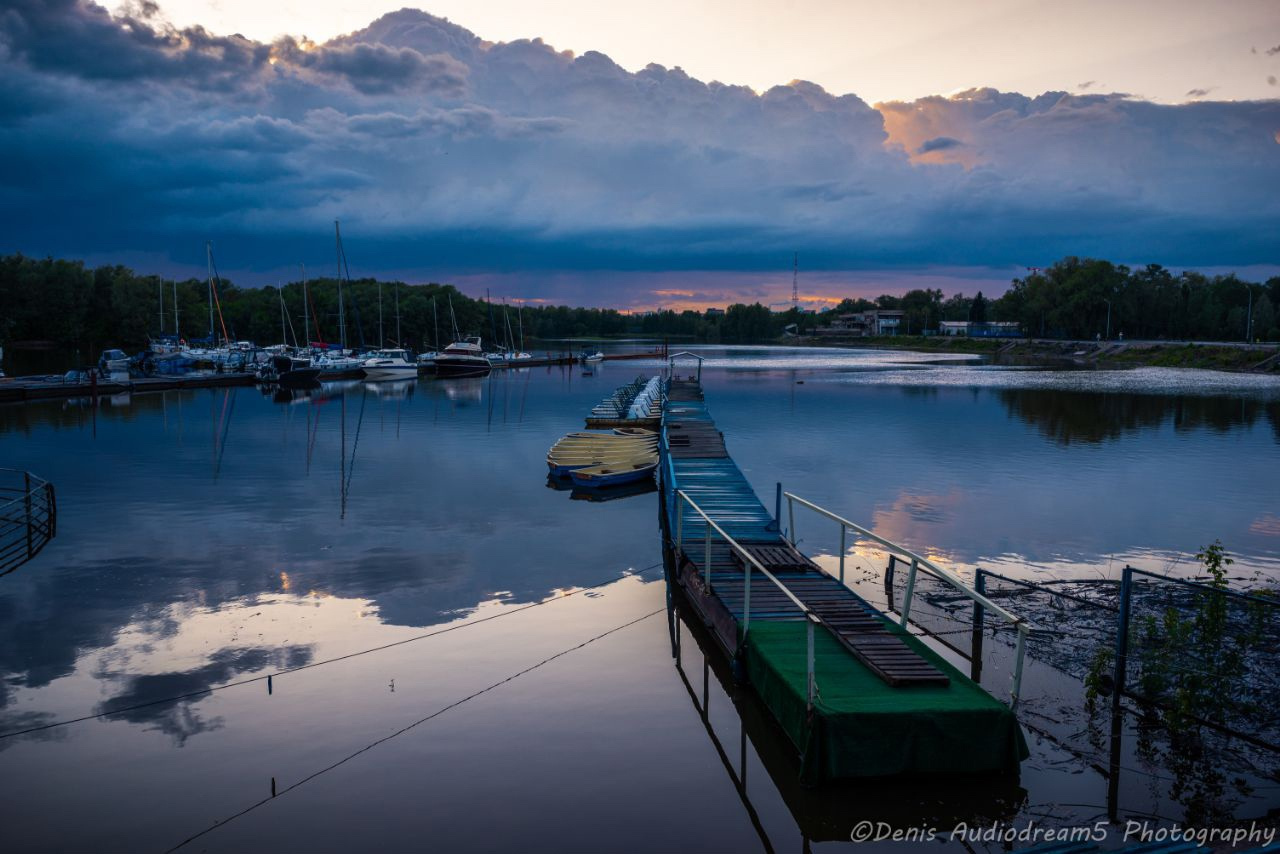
[796,336,1280,374]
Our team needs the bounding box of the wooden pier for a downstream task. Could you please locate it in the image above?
[660,376,1028,782]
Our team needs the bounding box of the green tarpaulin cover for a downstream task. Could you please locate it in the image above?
[742,620,1029,782]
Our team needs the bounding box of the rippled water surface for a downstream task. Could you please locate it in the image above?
[1,345,1278,852]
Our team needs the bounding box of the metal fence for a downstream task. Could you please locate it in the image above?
[1114,566,1280,751]
[0,468,56,575]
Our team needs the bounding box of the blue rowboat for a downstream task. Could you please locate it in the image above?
[568,460,659,488]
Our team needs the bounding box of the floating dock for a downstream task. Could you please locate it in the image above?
[0,372,256,403]
[659,376,1028,782]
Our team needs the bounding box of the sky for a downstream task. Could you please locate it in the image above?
[1,1,1278,310]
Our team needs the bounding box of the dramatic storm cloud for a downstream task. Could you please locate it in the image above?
[0,2,1277,307]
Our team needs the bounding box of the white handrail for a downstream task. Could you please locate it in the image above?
[675,489,810,617]
[783,490,1036,706]
[783,492,1037,631]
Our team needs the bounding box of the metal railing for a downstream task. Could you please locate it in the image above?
[782,490,1037,706]
[0,469,57,575]
[675,488,822,711]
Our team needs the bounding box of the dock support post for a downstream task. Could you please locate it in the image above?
[805,614,817,712]
[675,492,684,552]
[704,521,712,590]
[900,558,919,626]
[774,482,782,527]
[971,570,986,682]
[787,495,796,546]
[743,555,751,637]
[1011,624,1027,708]
[838,524,846,585]
[1111,565,1133,713]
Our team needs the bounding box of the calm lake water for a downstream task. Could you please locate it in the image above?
[1,346,1278,852]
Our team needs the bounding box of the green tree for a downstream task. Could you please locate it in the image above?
[969,291,987,323]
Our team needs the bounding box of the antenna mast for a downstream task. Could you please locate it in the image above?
[792,252,799,312]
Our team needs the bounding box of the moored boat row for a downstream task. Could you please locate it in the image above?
[546,428,660,487]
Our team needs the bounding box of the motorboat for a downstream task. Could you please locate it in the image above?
[99,349,131,373]
[258,354,321,386]
[433,337,492,377]
[361,348,418,381]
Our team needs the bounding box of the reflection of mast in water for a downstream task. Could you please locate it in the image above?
[486,370,495,432]
[305,398,321,474]
[212,388,236,480]
[518,367,530,423]
[339,387,368,519]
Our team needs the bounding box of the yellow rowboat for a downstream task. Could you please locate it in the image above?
[548,450,658,477]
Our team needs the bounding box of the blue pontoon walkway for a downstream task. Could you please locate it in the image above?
[660,376,1028,782]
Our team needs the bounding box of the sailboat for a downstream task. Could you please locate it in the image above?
[314,221,369,378]
[417,296,442,367]
[433,294,491,377]
[488,300,533,364]
[360,279,417,380]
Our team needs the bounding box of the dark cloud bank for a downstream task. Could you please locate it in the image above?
[0,1,1277,300]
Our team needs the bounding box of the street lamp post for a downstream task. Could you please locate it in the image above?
[1104,299,1112,341]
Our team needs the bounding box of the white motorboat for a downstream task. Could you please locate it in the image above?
[433,337,492,377]
[361,348,418,381]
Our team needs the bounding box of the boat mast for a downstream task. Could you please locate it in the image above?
[334,220,347,351]
[448,292,460,340]
[172,279,179,338]
[279,284,287,347]
[486,289,497,350]
[158,277,165,335]
[378,279,384,348]
[432,296,439,351]
[518,305,524,353]
[301,263,310,347]
[394,281,401,346]
[206,241,215,343]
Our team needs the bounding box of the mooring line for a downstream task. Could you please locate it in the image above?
[162,606,665,853]
[0,561,665,741]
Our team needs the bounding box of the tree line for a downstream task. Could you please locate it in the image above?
[2,254,1277,363]
[0,254,814,358]
[831,258,1279,342]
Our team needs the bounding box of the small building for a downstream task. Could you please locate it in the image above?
[705,307,725,317]
[939,321,1021,338]
[817,310,905,337]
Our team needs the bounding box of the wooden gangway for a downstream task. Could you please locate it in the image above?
[660,375,1029,781]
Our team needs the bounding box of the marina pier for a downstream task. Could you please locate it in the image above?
[660,368,1030,782]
